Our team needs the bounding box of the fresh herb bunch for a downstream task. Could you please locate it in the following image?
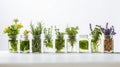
[96,23,116,36]
[3,19,23,52]
[30,22,43,52]
[65,26,79,47]
[89,24,102,52]
[44,27,53,48]
[55,27,65,52]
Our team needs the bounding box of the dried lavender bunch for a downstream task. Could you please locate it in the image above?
[96,23,116,35]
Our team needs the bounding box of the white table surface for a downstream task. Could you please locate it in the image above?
[0,51,120,67]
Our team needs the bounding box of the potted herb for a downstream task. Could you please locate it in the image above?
[20,30,30,53]
[3,19,23,53]
[79,35,89,52]
[55,27,65,53]
[65,26,79,53]
[30,22,43,53]
[96,23,116,53]
[43,27,53,53]
[89,24,102,53]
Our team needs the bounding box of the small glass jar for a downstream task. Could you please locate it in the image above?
[55,35,65,53]
[32,35,41,53]
[104,35,114,53]
[43,35,54,53]
[20,34,30,53]
[91,36,102,53]
[67,35,78,53]
[8,35,18,53]
[79,35,89,53]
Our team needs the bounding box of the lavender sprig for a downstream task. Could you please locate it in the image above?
[89,23,93,31]
[96,23,116,35]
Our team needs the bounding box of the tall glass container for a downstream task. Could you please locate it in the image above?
[20,35,30,53]
[8,35,18,53]
[104,35,114,53]
[32,35,41,53]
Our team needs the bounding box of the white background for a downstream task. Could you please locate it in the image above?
[0,0,120,51]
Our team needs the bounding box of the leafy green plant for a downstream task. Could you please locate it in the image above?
[79,40,88,50]
[65,26,79,47]
[30,22,43,53]
[3,19,23,52]
[55,27,65,52]
[43,27,53,48]
[89,24,102,52]
[20,40,29,52]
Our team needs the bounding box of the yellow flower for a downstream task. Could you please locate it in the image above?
[16,23,23,29]
[23,30,30,35]
[14,18,19,24]
[3,26,10,33]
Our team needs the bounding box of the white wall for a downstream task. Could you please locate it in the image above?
[0,0,120,51]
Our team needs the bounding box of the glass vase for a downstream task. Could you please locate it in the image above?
[32,35,41,53]
[43,38,54,53]
[67,35,78,53]
[20,35,30,53]
[79,35,89,53]
[8,35,18,53]
[55,39,65,53]
[104,35,114,53]
[91,38,102,53]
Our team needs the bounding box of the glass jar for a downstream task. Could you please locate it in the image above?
[20,34,30,53]
[67,35,78,53]
[32,35,41,53]
[91,37,102,53]
[43,35,54,53]
[104,35,114,53]
[79,35,89,53]
[8,35,18,53]
[55,35,65,53]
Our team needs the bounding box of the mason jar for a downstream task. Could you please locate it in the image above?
[79,35,89,53]
[104,35,114,53]
[32,35,41,53]
[67,35,79,53]
[91,36,102,53]
[20,34,30,53]
[55,34,65,53]
[8,35,18,53]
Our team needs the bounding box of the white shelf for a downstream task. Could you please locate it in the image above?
[0,51,120,67]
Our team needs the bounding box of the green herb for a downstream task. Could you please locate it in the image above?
[65,26,79,47]
[44,27,53,48]
[79,40,88,50]
[20,40,29,52]
[55,27,65,52]
[90,27,102,52]
[30,22,43,52]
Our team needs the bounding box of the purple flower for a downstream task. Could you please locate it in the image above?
[96,22,116,35]
[89,23,93,31]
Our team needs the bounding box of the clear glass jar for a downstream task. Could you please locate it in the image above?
[91,36,102,53]
[104,35,114,53]
[8,35,18,53]
[32,35,41,53]
[43,35,54,53]
[79,35,89,53]
[20,34,30,53]
[67,35,78,53]
[55,34,65,53]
